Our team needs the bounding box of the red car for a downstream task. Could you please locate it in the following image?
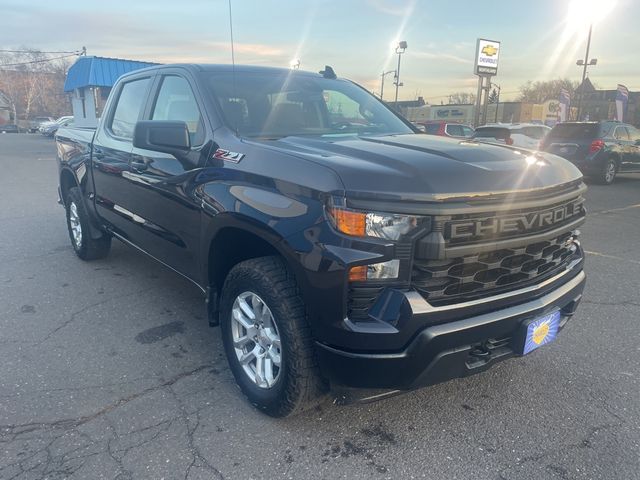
[419,121,474,138]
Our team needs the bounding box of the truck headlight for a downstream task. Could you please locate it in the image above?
[326,206,420,282]
[326,207,419,241]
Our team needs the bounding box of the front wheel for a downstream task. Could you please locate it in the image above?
[66,187,111,260]
[220,256,327,417]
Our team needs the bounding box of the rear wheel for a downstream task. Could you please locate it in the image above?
[594,157,617,185]
[220,256,327,417]
[66,187,111,260]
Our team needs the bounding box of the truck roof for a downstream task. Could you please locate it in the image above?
[121,63,328,79]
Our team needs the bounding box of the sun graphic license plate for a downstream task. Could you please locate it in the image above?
[522,310,561,355]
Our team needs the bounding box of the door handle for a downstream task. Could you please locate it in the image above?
[130,156,148,172]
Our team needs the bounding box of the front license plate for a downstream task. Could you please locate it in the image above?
[522,310,561,355]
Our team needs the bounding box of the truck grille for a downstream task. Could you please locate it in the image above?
[411,231,580,306]
[346,190,586,321]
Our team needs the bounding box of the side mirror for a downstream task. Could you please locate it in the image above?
[133,120,191,156]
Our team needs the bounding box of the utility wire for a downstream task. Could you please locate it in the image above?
[0,49,80,54]
[0,52,80,68]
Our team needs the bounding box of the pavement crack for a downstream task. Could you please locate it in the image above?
[168,385,225,480]
[0,365,213,439]
[584,250,640,266]
[37,287,154,344]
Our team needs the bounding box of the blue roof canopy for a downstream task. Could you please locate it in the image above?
[64,56,159,92]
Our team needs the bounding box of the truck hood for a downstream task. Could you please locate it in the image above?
[247,134,583,202]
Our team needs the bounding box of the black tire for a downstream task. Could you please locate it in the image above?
[220,256,327,417]
[594,157,617,185]
[65,187,111,260]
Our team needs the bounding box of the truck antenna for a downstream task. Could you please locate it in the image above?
[228,0,239,135]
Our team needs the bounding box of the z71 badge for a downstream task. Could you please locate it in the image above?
[212,149,245,163]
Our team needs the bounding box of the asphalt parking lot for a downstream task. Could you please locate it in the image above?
[1,133,639,480]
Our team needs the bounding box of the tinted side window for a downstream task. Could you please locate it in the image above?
[110,78,151,139]
[152,76,204,146]
[446,124,464,137]
[614,126,630,140]
[424,124,440,134]
[461,126,474,137]
[627,126,640,142]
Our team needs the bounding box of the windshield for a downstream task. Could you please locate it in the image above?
[548,123,599,139]
[206,72,413,138]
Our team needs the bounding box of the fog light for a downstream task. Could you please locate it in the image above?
[349,259,400,282]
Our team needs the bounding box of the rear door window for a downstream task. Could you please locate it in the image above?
[109,78,151,139]
[627,126,640,142]
[613,126,630,141]
[424,123,441,134]
[446,124,464,137]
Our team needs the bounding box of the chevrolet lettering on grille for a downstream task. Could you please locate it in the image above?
[448,199,584,240]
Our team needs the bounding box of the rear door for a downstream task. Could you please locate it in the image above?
[121,71,210,279]
[92,74,154,240]
[626,125,640,169]
[613,125,633,171]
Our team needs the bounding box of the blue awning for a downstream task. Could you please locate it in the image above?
[64,56,159,92]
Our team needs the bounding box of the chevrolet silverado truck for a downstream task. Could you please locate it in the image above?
[56,64,586,417]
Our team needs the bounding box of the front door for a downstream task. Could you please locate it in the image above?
[121,73,209,280]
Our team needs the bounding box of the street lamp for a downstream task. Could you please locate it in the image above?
[491,83,501,123]
[380,70,396,101]
[575,25,598,120]
[393,40,407,107]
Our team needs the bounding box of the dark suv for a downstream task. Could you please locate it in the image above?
[542,121,640,184]
[420,121,474,138]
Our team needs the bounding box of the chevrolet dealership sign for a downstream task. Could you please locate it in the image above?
[475,38,500,76]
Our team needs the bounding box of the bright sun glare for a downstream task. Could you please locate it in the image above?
[566,0,618,32]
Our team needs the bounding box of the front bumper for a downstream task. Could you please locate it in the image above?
[316,268,585,392]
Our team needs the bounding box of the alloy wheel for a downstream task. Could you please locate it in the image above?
[231,291,282,388]
[69,202,82,249]
[605,161,616,183]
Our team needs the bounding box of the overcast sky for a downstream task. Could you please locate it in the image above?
[2,0,638,102]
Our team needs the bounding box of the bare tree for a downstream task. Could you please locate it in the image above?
[447,92,476,105]
[0,48,74,123]
[517,79,580,104]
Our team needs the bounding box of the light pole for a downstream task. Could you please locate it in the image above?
[393,41,407,107]
[491,83,501,123]
[575,24,597,121]
[380,70,396,101]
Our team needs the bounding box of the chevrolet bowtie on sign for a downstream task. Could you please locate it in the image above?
[475,38,501,75]
[481,44,499,57]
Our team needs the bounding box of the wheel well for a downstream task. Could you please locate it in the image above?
[208,228,280,293]
[59,169,77,206]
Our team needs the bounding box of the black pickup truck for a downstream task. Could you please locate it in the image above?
[56,64,586,417]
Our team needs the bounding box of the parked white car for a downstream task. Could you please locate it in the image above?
[473,123,551,150]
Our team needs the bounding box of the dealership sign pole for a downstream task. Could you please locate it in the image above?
[473,39,500,127]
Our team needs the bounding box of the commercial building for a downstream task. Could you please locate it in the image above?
[64,56,158,127]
